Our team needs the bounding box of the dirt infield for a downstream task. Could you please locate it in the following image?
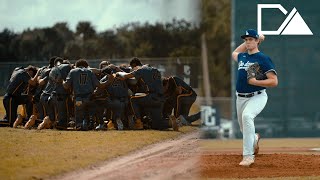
[200,139,320,179]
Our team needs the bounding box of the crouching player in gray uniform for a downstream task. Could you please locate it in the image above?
[105,69,129,130]
[49,58,73,130]
[21,57,54,129]
[97,64,130,130]
[1,66,40,127]
[116,57,178,131]
[63,59,108,130]
[91,66,117,130]
[37,58,66,130]
[162,76,201,126]
[91,68,110,130]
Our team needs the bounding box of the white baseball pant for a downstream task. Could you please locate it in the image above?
[236,89,267,157]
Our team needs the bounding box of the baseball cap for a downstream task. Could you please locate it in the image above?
[241,29,259,39]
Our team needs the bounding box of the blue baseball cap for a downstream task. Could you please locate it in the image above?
[241,29,259,39]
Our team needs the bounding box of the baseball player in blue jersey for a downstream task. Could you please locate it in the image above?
[49,59,72,130]
[37,58,66,130]
[63,59,108,130]
[0,66,40,127]
[22,57,55,129]
[116,57,178,131]
[105,72,129,130]
[91,68,111,130]
[232,29,278,166]
[92,65,127,130]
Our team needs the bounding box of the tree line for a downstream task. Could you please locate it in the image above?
[0,0,230,96]
[0,19,200,61]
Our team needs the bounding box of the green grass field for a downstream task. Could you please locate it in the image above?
[0,96,200,179]
[0,126,198,180]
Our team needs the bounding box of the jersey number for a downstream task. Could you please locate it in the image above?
[79,73,88,85]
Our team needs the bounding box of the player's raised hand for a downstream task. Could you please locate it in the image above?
[258,34,265,44]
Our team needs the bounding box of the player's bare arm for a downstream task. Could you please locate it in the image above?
[62,80,70,90]
[248,72,278,87]
[89,68,101,75]
[38,76,48,86]
[232,42,247,62]
[28,68,41,86]
[115,72,134,80]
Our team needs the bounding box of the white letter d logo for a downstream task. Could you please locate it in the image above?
[257,4,313,35]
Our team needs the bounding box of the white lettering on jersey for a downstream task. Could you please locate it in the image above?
[238,61,255,70]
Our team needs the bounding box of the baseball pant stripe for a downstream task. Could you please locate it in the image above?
[12,82,23,95]
[129,95,147,119]
[175,91,193,118]
[9,97,12,124]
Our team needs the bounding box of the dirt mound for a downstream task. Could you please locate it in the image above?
[201,153,320,178]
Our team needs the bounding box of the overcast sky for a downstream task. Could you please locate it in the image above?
[0,0,200,33]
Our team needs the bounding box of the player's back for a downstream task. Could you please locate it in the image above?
[52,64,72,94]
[173,76,195,95]
[6,68,30,96]
[133,65,163,95]
[68,67,98,97]
[107,76,128,98]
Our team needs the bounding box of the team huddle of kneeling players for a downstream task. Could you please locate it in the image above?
[0,57,201,131]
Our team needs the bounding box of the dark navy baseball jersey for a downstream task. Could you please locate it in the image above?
[131,65,163,95]
[236,52,277,93]
[33,66,51,100]
[65,67,99,97]
[6,68,31,96]
[91,75,109,99]
[169,76,196,96]
[43,79,55,94]
[39,67,51,85]
[107,77,128,98]
[50,64,72,94]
